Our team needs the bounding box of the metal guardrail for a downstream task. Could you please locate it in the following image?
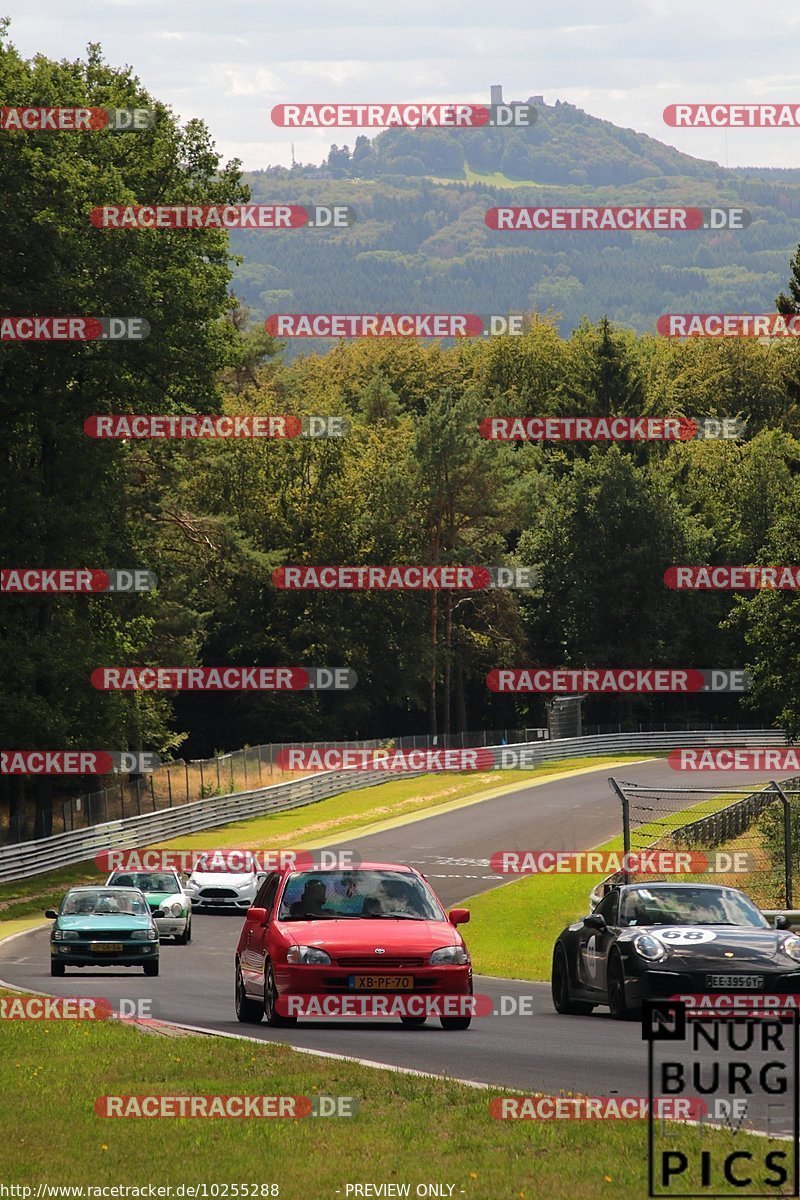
[0,766,410,886]
[0,727,788,886]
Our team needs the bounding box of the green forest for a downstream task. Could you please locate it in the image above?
[4,35,800,833]
[232,98,800,344]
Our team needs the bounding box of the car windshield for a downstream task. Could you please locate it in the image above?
[620,886,768,929]
[61,889,150,917]
[109,872,180,893]
[277,870,444,921]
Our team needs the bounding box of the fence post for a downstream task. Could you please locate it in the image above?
[608,777,631,883]
[166,765,173,808]
[184,760,189,803]
[771,781,793,908]
[216,756,221,791]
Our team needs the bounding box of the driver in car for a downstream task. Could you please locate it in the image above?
[289,878,330,917]
[379,879,425,916]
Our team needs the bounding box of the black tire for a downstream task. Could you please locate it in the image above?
[552,945,595,1015]
[264,963,297,1028]
[439,1015,471,1030]
[400,1015,427,1027]
[175,919,191,946]
[607,954,640,1020]
[143,959,159,977]
[235,961,263,1023]
[50,961,65,977]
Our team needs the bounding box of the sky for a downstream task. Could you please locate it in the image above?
[5,0,800,172]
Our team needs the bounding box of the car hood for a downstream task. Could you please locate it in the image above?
[187,873,255,887]
[145,892,185,909]
[277,918,460,954]
[56,914,152,932]
[622,925,791,964]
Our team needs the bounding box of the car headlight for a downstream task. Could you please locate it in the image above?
[132,927,159,942]
[184,879,199,891]
[633,933,668,962]
[429,946,470,966]
[160,900,185,917]
[53,929,79,941]
[286,946,332,965]
[781,936,800,962]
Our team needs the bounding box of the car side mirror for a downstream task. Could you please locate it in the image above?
[775,914,791,930]
[448,908,470,926]
[584,913,607,931]
[44,909,58,919]
[246,907,268,926]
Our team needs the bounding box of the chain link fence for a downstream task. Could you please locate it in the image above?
[611,776,800,909]
[1,726,549,845]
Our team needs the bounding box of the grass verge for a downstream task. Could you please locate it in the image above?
[0,756,650,924]
[0,990,764,1198]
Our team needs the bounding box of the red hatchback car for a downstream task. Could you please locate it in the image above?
[234,862,473,1030]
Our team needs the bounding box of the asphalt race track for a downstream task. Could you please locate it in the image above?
[2,759,797,1135]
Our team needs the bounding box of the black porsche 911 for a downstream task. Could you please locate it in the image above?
[551,881,800,1020]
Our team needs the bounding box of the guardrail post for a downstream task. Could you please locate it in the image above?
[771,780,794,908]
[608,777,631,883]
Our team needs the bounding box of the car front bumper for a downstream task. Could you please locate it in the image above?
[622,964,800,1002]
[153,915,189,937]
[188,894,253,909]
[51,942,158,966]
[273,963,472,1016]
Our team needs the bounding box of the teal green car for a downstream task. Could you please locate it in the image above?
[106,869,192,943]
[46,886,160,976]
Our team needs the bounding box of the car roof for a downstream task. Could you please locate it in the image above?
[619,881,745,893]
[66,885,146,893]
[109,868,179,876]
[280,861,416,874]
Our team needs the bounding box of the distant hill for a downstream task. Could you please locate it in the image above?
[232,99,800,351]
